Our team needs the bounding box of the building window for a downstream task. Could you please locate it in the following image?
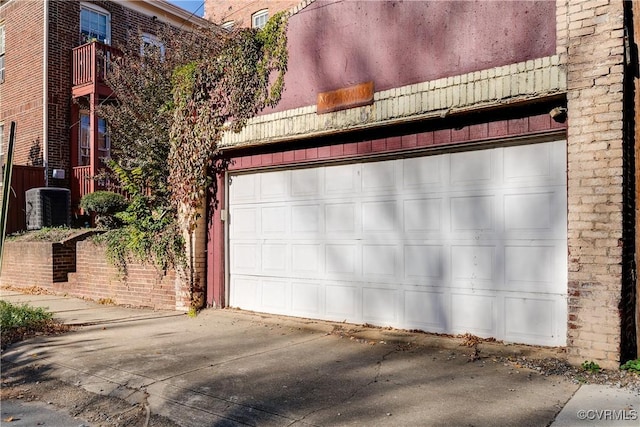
[141,33,165,58]
[252,10,268,29]
[80,3,111,44]
[221,21,235,31]
[79,114,91,166]
[0,23,5,83]
[79,113,110,166]
[97,117,110,160]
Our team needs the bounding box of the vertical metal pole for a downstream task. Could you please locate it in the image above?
[0,122,17,275]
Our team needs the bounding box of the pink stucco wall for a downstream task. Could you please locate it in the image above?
[272,0,556,112]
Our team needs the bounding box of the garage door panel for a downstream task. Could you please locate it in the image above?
[326,285,358,319]
[403,155,443,189]
[261,206,288,235]
[325,164,361,195]
[451,293,496,336]
[229,140,568,346]
[230,207,258,237]
[261,280,288,312]
[362,244,398,278]
[404,290,448,331]
[231,243,259,272]
[260,171,288,200]
[450,196,495,232]
[503,140,567,185]
[451,245,496,283]
[292,204,321,234]
[291,281,322,316]
[404,244,446,281]
[231,277,260,311]
[229,174,257,203]
[291,243,321,275]
[326,203,358,233]
[291,168,321,198]
[504,296,564,345]
[504,243,567,294]
[451,149,495,185]
[362,287,398,324]
[362,161,397,193]
[362,200,399,232]
[325,244,358,275]
[261,244,287,273]
[403,198,443,232]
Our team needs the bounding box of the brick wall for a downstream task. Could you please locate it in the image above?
[0,239,76,288]
[0,233,175,310]
[70,240,176,310]
[564,0,626,369]
[205,0,299,27]
[0,0,45,167]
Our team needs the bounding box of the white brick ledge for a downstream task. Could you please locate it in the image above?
[220,55,567,149]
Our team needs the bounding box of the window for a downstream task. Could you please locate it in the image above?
[79,113,110,165]
[80,3,111,44]
[0,23,5,83]
[221,21,235,31]
[97,117,110,160]
[79,114,91,166]
[141,33,165,58]
[252,10,268,29]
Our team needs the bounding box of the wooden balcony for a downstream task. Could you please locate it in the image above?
[71,165,127,208]
[72,41,120,98]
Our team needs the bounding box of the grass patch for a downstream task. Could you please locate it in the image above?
[0,300,70,350]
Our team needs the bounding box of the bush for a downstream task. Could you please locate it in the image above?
[79,191,128,228]
[0,300,53,329]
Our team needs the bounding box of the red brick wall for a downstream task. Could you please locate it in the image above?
[47,0,174,187]
[0,0,45,166]
[69,240,176,310]
[205,0,299,27]
[0,242,57,288]
[0,235,176,310]
[1,0,185,187]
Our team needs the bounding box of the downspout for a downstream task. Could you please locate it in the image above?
[42,0,49,186]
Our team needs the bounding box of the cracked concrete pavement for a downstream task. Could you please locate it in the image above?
[1,289,583,426]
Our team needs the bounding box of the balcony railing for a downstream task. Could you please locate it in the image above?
[72,166,92,204]
[71,165,128,207]
[72,41,120,88]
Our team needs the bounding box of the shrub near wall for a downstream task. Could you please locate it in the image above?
[68,240,176,310]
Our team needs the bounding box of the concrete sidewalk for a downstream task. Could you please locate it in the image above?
[1,289,638,426]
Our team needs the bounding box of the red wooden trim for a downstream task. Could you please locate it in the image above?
[227,113,567,171]
[207,171,226,307]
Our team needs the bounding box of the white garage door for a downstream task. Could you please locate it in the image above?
[228,140,567,346]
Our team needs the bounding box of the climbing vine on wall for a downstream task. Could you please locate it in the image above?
[169,12,288,232]
[99,13,288,278]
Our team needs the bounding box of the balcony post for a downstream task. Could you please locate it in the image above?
[89,93,98,195]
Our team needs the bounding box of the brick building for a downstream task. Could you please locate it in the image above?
[0,0,206,231]
[202,0,640,369]
[205,0,298,28]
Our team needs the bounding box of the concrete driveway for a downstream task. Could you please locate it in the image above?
[0,289,580,426]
